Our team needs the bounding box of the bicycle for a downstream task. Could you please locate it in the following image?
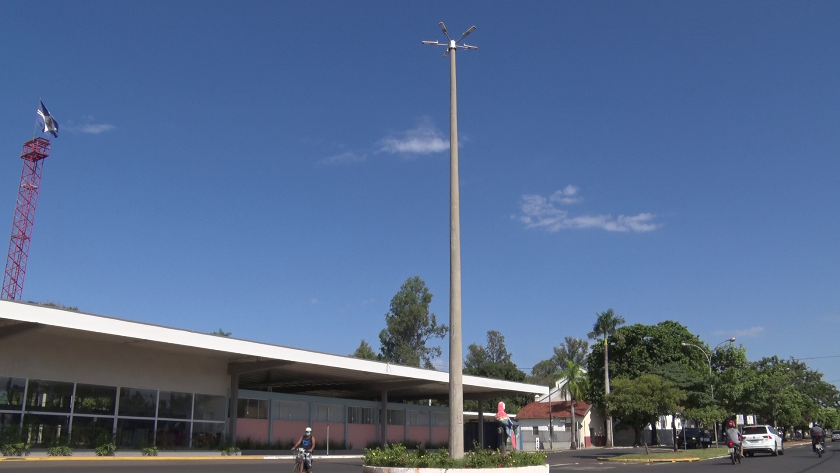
[293,447,312,473]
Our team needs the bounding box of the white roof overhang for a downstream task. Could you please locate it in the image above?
[0,300,547,401]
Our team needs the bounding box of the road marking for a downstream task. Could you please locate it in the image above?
[552,467,616,471]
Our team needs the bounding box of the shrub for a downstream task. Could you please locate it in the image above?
[47,445,73,456]
[220,444,241,456]
[363,443,547,468]
[94,443,117,456]
[0,442,31,457]
[141,446,158,456]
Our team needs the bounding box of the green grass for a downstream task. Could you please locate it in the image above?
[601,446,731,461]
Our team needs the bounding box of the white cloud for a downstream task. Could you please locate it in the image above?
[378,122,449,155]
[78,124,115,134]
[310,298,319,305]
[319,152,366,165]
[516,187,660,232]
[718,326,765,338]
[63,115,115,134]
[318,119,449,166]
[550,185,582,204]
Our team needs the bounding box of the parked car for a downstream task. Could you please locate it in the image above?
[832,430,840,442]
[741,425,784,457]
[676,427,713,449]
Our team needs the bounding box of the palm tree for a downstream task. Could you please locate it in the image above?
[558,360,588,449]
[588,308,625,448]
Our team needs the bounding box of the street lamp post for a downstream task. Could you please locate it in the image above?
[682,338,736,448]
[423,22,477,460]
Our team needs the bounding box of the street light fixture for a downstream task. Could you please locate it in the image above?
[681,338,736,448]
[423,22,477,460]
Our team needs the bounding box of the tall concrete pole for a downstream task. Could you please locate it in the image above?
[423,23,475,459]
[447,44,465,460]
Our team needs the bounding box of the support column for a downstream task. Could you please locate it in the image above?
[477,400,484,448]
[380,391,388,445]
[229,373,239,444]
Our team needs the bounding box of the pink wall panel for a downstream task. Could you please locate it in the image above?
[312,422,345,446]
[237,418,269,442]
[387,427,404,444]
[347,424,377,449]
[406,426,429,445]
[431,426,449,444]
[273,420,310,443]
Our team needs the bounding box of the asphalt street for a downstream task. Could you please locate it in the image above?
[0,442,835,472]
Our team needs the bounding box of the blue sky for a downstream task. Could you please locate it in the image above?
[2,1,838,388]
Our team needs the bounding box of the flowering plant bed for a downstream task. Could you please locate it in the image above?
[363,444,547,471]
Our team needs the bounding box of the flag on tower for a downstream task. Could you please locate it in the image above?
[37,100,59,138]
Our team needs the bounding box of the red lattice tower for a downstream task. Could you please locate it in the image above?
[2,138,51,300]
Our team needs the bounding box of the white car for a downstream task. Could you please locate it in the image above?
[832,430,840,442]
[741,425,784,457]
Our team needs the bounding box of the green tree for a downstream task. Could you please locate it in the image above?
[464,330,528,411]
[209,328,231,337]
[351,339,379,360]
[817,407,840,431]
[607,374,685,453]
[378,276,449,369]
[528,337,589,387]
[557,360,589,449]
[587,308,625,448]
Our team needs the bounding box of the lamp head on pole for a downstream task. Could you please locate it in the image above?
[423,22,478,56]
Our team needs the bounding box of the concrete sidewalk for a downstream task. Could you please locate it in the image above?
[1,449,364,461]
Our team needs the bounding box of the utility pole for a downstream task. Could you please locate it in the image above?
[423,22,477,460]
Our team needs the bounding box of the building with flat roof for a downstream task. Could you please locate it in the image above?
[0,300,546,450]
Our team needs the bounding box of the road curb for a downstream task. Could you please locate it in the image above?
[0,454,363,462]
[596,457,701,463]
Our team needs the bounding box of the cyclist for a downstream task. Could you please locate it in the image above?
[724,420,743,458]
[810,423,824,453]
[292,427,316,472]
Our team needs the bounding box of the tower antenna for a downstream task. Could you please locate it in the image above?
[2,138,51,300]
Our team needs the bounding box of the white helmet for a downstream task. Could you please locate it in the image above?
[305,427,312,435]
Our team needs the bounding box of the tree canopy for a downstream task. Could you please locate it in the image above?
[607,374,685,449]
[464,330,528,411]
[351,339,378,360]
[586,321,707,409]
[377,276,449,369]
[528,337,589,387]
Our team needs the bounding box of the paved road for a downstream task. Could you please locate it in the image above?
[0,442,835,472]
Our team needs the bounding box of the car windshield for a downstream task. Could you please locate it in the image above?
[743,427,767,435]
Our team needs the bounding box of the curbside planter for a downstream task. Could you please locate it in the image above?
[363,464,549,473]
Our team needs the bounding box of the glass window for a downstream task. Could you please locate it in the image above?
[74,384,117,416]
[194,394,226,422]
[432,412,449,427]
[22,414,70,446]
[156,420,190,449]
[312,403,343,423]
[0,377,26,410]
[272,400,308,421]
[0,413,22,440]
[25,379,74,413]
[116,418,155,448]
[192,421,224,449]
[408,410,429,426]
[118,388,157,418]
[158,391,192,420]
[237,399,268,420]
[532,426,539,435]
[70,416,114,448]
[348,406,373,425]
[387,409,404,425]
